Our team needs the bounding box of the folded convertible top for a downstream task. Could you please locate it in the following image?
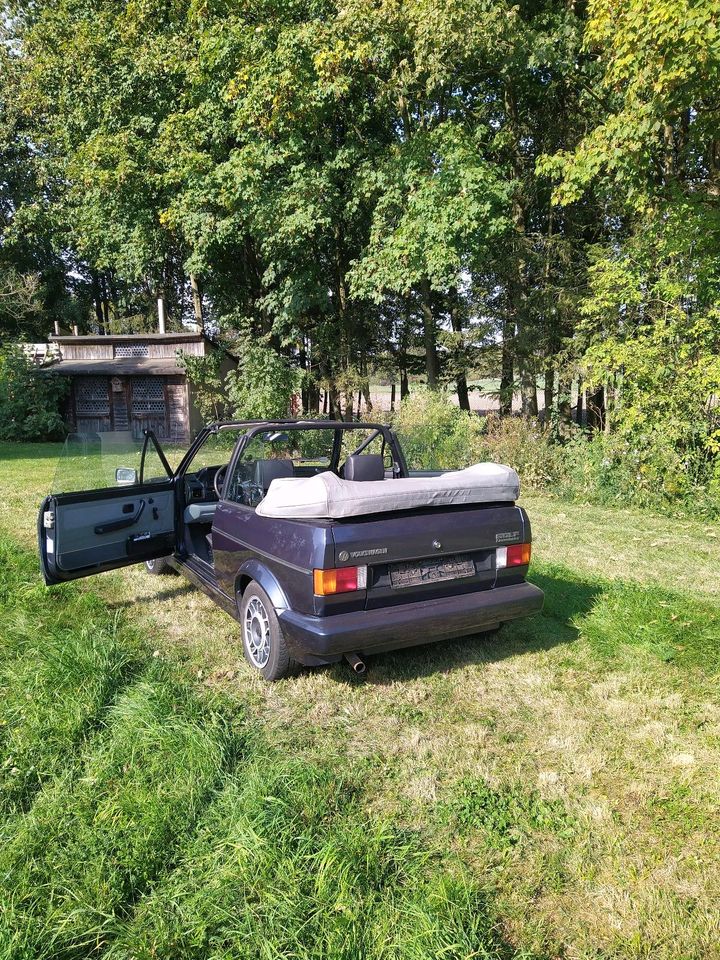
[255,462,520,520]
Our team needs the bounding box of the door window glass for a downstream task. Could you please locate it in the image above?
[51,433,172,493]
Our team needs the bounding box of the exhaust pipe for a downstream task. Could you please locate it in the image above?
[345,652,366,675]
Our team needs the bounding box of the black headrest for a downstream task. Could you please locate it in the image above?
[255,458,294,491]
[344,454,385,482]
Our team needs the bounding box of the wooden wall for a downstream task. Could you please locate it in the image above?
[68,374,191,442]
[60,338,206,361]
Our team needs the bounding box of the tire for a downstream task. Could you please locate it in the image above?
[145,556,174,576]
[240,582,294,681]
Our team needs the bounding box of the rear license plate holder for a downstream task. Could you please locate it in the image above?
[390,555,475,589]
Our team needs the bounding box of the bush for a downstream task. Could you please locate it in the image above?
[392,387,486,470]
[389,389,720,517]
[225,341,299,421]
[482,415,565,490]
[392,392,563,489]
[559,431,720,517]
[0,347,69,441]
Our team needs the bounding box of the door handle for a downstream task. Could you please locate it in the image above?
[95,500,146,534]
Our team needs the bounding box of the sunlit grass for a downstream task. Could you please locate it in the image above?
[1,442,720,958]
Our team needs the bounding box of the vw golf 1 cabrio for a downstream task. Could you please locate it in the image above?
[38,420,543,679]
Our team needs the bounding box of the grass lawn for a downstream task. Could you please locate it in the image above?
[1,441,719,958]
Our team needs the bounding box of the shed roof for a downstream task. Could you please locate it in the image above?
[49,332,205,345]
[47,358,185,376]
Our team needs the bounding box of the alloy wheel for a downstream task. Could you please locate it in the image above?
[244,596,271,668]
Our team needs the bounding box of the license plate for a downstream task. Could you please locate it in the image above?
[390,555,475,589]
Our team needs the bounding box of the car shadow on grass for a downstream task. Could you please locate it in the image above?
[339,559,720,685]
[107,580,196,609]
[332,565,604,685]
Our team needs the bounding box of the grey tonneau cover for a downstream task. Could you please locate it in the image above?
[256,463,520,520]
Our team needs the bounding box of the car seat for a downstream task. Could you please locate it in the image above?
[254,458,295,493]
[343,454,385,482]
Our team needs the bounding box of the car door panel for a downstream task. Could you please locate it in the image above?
[39,482,176,585]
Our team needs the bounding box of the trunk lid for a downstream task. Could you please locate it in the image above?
[330,503,526,609]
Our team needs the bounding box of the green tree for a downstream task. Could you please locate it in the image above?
[0,347,69,440]
[543,0,720,485]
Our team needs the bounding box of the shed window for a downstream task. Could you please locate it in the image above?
[115,344,149,358]
[132,377,166,414]
[75,378,110,415]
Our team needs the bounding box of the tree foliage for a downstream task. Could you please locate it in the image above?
[0,348,69,441]
[0,0,718,500]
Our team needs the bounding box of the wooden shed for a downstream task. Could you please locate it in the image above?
[48,332,235,443]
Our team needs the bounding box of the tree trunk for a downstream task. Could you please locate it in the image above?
[401,369,409,399]
[604,379,614,434]
[456,377,470,411]
[449,288,470,410]
[504,83,537,420]
[107,270,119,326]
[91,272,104,331]
[300,343,310,412]
[543,363,554,425]
[190,274,204,331]
[309,383,320,414]
[418,277,440,388]
[576,380,584,426]
[390,383,396,412]
[586,385,605,432]
[499,316,514,416]
[329,387,342,420]
[557,372,573,429]
[362,382,373,413]
[519,364,538,418]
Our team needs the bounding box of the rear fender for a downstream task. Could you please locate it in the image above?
[235,559,290,613]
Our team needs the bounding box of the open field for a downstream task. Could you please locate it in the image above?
[1,442,719,958]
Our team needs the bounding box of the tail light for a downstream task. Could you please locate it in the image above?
[313,565,368,595]
[496,543,531,569]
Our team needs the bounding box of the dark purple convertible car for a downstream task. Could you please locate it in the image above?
[38,420,543,680]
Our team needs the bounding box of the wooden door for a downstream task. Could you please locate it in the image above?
[73,377,112,435]
[130,377,169,439]
[110,377,130,431]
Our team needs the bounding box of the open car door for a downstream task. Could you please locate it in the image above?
[38,430,178,585]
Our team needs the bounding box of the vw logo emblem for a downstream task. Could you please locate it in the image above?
[338,550,350,562]
[432,540,442,550]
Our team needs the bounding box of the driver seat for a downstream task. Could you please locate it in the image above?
[255,458,294,493]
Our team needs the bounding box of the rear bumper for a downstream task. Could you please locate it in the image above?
[279,581,544,664]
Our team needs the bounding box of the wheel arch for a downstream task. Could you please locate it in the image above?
[235,559,290,613]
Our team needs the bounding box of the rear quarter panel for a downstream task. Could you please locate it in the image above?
[212,501,334,615]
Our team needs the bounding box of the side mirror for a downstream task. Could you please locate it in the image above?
[116,466,138,486]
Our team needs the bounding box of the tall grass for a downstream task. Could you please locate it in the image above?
[0,672,236,958]
[0,537,140,817]
[109,759,517,960]
[0,537,535,960]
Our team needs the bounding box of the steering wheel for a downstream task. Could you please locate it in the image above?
[213,465,228,499]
